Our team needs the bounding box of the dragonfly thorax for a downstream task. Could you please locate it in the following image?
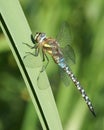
[35,32,46,43]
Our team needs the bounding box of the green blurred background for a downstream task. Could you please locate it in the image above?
[0,0,104,130]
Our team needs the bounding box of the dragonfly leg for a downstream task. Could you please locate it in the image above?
[42,50,45,62]
[22,42,36,49]
[44,53,49,68]
[23,49,39,59]
[37,54,49,82]
[37,53,49,82]
[40,53,49,73]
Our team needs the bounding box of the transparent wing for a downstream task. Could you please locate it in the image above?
[23,51,43,68]
[23,51,50,89]
[56,22,76,86]
[56,22,76,64]
[56,22,72,47]
[60,68,70,86]
[61,45,76,64]
[37,72,49,89]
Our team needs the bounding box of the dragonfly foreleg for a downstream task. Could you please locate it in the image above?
[23,42,36,49]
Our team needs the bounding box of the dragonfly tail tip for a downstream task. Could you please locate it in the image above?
[91,109,96,117]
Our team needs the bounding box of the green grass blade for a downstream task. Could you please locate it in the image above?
[0,0,63,129]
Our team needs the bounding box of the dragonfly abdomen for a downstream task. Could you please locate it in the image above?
[60,64,96,116]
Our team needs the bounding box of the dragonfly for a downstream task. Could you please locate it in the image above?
[23,23,96,116]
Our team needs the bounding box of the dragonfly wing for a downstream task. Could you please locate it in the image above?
[23,51,43,68]
[37,72,49,89]
[60,68,70,86]
[23,52,49,89]
[61,45,76,64]
[56,22,72,48]
[56,22,75,64]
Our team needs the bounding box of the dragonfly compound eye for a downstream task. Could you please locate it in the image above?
[40,33,46,39]
[36,33,46,43]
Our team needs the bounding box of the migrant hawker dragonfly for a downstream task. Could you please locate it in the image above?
[23,23,96,116]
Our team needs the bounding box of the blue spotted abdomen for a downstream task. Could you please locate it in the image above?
[57,57,66,68]
[57,58,96,116]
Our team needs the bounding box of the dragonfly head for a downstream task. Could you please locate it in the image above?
[34,32,46,43]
